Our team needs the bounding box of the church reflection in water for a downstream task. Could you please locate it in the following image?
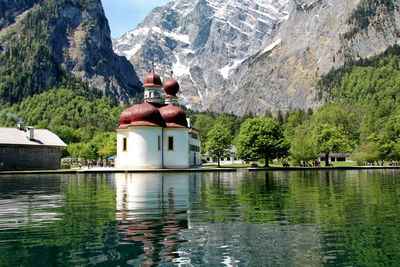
[114,172,201,266]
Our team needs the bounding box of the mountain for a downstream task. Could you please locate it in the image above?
[0,0,142,104]
[212,0,400,115]
[113,0,290,111]
[113,0,400,116]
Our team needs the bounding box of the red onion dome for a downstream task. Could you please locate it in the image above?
[118,102,166,128]
[159,104,188,128]
[143,70,162,88]
[119,108,133,128]
[163,78,180,96]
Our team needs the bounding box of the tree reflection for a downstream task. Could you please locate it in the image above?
[196,170,400,265]
[0,173,117,266]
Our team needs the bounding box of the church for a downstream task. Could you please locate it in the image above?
[116,70,201,169]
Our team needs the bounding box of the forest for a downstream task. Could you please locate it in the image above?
[199,44,400,167]
[2,44,400,166]
[0,0,131,161]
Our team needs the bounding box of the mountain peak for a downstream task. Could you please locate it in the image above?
[0,0,142,104]
[113,0,290,111]
[113,0,400,115]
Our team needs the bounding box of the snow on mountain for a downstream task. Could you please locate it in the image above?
[113,0,400,115]
[113,0,290,110]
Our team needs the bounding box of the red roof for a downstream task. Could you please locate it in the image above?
[118,103,188,129]
[118,71,188,129]
[163,78,180,96]
[143,70,162,88]
[159,104,188,128]
[118,102,166,128]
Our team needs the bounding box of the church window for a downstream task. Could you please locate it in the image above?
[191,132,198,139]
[168,136,174,151]
[123,137,127,151]
[190,145,200,152]
[158,135,161,151]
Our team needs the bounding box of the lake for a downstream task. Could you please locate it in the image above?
[1,169,400,266]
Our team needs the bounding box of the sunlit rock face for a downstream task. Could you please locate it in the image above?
[52,0,143,103]
[113,0,291,112]
[114,0,400,115]
[0,0,143,104]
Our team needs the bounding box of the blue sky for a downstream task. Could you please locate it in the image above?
[102,0,172,38]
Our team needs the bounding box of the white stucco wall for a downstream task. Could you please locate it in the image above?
[189,129,201,166]
[114,172,195,220]
[163,128,189,168]
[116,127,163,169]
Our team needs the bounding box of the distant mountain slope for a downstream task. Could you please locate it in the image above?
[317,44,400,106]
[114,0,400,116]
[211,0,400,115]
[0,0,142,105]
[113,0,290,111]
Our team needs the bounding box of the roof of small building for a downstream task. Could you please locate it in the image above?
[0,127,67,147]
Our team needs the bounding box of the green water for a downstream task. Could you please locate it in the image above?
[1,170,400,266]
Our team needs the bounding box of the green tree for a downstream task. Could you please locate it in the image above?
[312,123,349,167]
[52,125,83,144]
[67,142,85,159]
[275,110,284,125]
[312,103,363,149]
[80,143,97,160]
[193,114,215,150]
[362,133,396,165]
[290,123,317,166]
[214,114,239,137]
[90,132,117,159]
[237,118,290,167]
[214,114,240,145]
[206,123,234,167]
[283,109,308,140]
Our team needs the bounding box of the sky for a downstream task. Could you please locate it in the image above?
[102,0,172,38]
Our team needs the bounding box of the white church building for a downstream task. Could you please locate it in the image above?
[116,70,201,169]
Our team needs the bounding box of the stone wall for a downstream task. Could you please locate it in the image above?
[0,145,61,171]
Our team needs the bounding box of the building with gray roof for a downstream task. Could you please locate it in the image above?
[0,124,67,171]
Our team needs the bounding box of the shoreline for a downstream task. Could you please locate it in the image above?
[1,165,400,175]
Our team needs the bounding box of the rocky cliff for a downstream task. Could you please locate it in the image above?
[211,0,400,115]
[0,0,142,104]
[0,0,36,30]
[113,0,290,111]
[114,0,400,116]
